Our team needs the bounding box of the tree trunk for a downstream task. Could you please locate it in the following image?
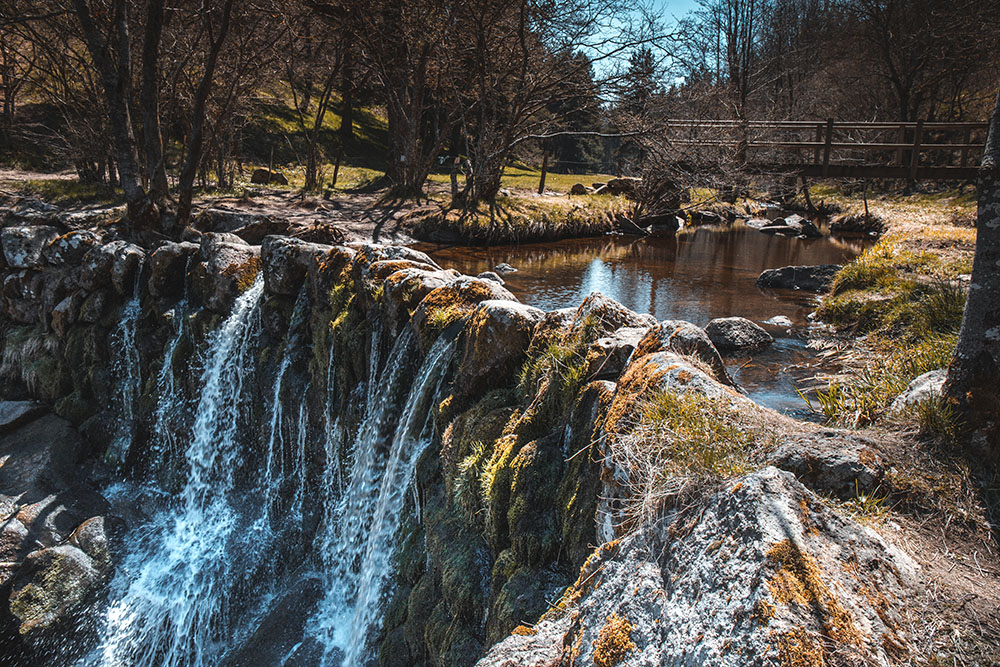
[72,0,149,221]
[177,0,236,227]
[140,0,169,202]
[943,87,1000,451]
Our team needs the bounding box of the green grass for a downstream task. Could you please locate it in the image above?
[818,239,967,340]
[1,178,124,206]
[808,238,969,429]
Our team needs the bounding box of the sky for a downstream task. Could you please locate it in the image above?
[651,0,702,21]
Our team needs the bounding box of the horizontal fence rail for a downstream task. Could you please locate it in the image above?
[662,119,988,180]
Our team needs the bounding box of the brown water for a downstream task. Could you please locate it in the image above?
[413,223,870,418]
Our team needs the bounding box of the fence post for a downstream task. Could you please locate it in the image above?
[909,119,924,182]
[961,126,971,168]
[895,125,905,166]
[537,150,549,195]
[821,118,834,177]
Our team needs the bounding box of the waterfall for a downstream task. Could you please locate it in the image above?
[149,301,188,478]
[92,276,265,667]
[307,329,458,665]
[106,280,143,465]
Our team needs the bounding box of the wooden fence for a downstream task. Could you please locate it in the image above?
[662,119,988,181]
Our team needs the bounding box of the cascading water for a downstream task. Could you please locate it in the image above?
[306,329,458,665]
[92,277,266,666]
[148,300,188,478]
[106,278,143,465]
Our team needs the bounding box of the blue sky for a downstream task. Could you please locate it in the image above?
[651,0,701,21]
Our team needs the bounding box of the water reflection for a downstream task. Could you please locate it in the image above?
[413,224,868,327]
[413,225,870,419]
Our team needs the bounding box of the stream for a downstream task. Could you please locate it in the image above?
[414,222,871,418]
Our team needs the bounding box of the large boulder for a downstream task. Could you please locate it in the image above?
[261,235,335,296]
[756,264,840,292]
[412,276,517,347]
[80,241,145,294]
[190,234,260,313]
[604,177,641,197]
[479,467,919,667]
[704,317,773,353]
[148,241,200,299]
[1,226,61,269]
[249,168,288,185]
[456,300,545,399]
[568,293,656,341]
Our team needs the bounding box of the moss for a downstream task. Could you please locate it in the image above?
[506,435,563,566]
[222,255,262,293]
[767,540,863,648]
[592,613,635,667]
[775,628,826,667]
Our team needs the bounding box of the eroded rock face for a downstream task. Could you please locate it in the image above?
[705,316,774,353]
[569,293,656,339]
[757,264,840,292]
[42,230,103,266]
[261,235,334,296]
[585,326,647,381]
[478,468,919,667]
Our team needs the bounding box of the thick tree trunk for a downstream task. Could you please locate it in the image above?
[943,87,1000,450]
[72,0,149,221]
[140,0,169,202]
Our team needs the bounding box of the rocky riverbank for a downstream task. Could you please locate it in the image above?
[0,198,996,665]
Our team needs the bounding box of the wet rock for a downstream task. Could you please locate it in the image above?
[351,244,441,284]
[756,264,840,292]
[1,270,44,323]
[78,289,113,324]
[889,369,947,413]
[777,213,822,238]
[763,315,793,328]
[745,217,772,229]
[149,241,199,299]
[758,223,800,236]
[456,300,544,399]
[688,209,726,226]
[9,544,108,642]
[493,263,517,274]
[477,271,504,285]
[480,468,919,667]
[1,225,61,269]
[569,183,594,195]
[633,320,734,385]
[585,327,647,381]
[704,317,773,353]
[42,230,103,266]
[110,242,146,295]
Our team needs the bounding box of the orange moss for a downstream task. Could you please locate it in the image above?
[767,540,863,648]
[603,355,667,436]
[512,624,537,636]
[775,628,826,667]
[592,613,635,667]
[223,255,262,293]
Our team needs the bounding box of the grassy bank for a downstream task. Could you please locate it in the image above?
[404,194,628,244]
[805,184,976,434]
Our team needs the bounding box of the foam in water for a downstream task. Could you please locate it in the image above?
[307,329,458,664]
[92,277,265,667]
